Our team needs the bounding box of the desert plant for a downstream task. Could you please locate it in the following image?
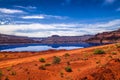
[115,43,120,48]
[6,67,12,71]
[11,71,16,75]
[39,58,45,63]
[94,49,105,54]
[65,66,72,72]
[5,76,9,80]
[111,52,117,55]
[44,63,51,66]
[64,53,70,57]
[39,65,46,70]
[60,71,64,77]
[0,69,3,79]
[52,56,61,64]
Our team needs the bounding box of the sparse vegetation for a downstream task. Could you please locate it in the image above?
[94,49,105,54]
[6,67,12,71]
[65,66,72,72]
[39,58,45,63]
[39,65,46,70]
[111,52,117,55]
[11,71,16,75]
[96,60,101,64]
[0,69,3,79]
[115,43,120,48]
[52,56,61,64]
[60,71,64,77]
[44,63,51,66]
[64,53,70,57]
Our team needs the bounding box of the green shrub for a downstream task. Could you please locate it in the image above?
[44,63,51,66]
[39,58,45,63]
[39,65,46,70]
[6,67,12,71]
[111,52,117,55]
[65,66,72,72]
[64,53,70,57]
[52,56,61,64]
[94,49,105,54]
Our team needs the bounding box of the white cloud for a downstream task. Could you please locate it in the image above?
[0,19,120,37]
[22,15,45,19]
[21,14,68,19]
[0,8,24,14]
[15,6,36,10]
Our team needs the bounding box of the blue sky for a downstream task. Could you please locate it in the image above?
[0,0,120,37]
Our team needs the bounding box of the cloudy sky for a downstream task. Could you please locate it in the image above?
[0,0,120,37]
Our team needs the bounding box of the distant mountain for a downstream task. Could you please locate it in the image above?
[86,29,120,44]
[0,34,93,44]
[0,33,35,44]
[38,35,93,44]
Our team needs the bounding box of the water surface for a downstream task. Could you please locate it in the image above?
[0,43,100,52]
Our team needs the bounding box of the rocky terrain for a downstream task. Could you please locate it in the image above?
[39,35,93,44]
[0,34,35,44]
[87,29,120,44]
[0,34,93,44]
[0,43,120,80]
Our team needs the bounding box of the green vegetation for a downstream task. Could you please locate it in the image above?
[94,49,105,54]
[6,67,12,71]
[52,56,61,64]
[64,53,70,57]
[65,66,72,72]
[39,58,45,63]
[39,65,46,70]
[44,63,51,66]
[111,52,117,55]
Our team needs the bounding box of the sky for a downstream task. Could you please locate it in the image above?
[0,0,120,37]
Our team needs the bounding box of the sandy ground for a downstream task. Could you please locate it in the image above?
[0,43,120,80]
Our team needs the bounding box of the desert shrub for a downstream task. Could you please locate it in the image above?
[39,58,45,63]
[94,49,105,54]
[44,63,51,66]
[64,53,70,57]
[65,66,72,72]
[60,71,64,77]
[115,43,120,48]
[6,67,12,71]
[52,56,61,64]
[39,65,46,70]
[96,60,101,64]
[0,69,3,78]
[11,71,16,75]
[111,52,117,55]
[5,76,9,80]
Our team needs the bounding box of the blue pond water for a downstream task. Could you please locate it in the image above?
[0,43,100,52]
